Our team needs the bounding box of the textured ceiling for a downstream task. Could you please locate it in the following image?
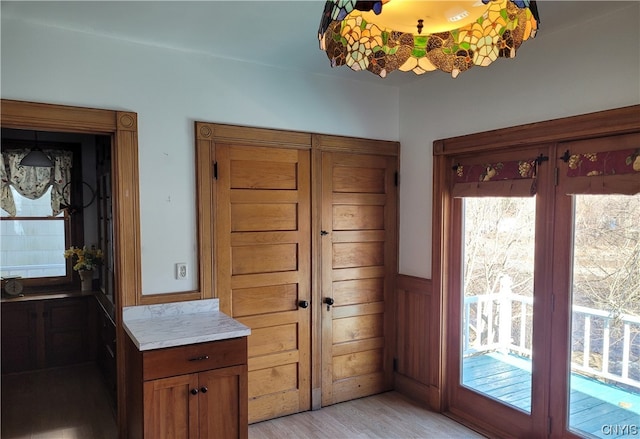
[1,1,633,87]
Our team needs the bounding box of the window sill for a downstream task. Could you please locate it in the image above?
[0,289,95,303]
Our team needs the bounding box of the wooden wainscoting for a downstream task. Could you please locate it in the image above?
[395,274,441,410]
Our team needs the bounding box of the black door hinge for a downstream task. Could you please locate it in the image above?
[394,172,399,187]
[213,162,218,180]
[393,357,398,372]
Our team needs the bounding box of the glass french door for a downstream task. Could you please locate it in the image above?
[448,136,640,437]
[551,134,640,438]
[563,194,640,438]
[447,147,553,437]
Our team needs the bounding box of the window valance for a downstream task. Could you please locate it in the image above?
[451,157,543,198]
[0,149,73,216]
[560,133,640,195]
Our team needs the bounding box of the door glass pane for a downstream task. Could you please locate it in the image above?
[569,194,640,438]
[461,197,535,413]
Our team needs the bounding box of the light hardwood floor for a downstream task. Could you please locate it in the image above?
[249,391,486,439]
[2,365,483,439]
[1,363,117,439]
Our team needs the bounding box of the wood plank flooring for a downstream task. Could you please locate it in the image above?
[1,363,117,439]
[249,391,486,439]
[2,365,483,439]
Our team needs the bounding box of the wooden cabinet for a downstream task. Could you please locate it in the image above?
[1,295,94,373]
[126,336,248,439]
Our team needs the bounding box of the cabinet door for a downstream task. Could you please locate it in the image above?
[43,297,91,367]
[215,143,311,423]
[1,302,37,373]
[198,365,248,439]
[320,151,397,406]
[143,374,199,439]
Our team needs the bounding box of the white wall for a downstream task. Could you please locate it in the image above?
[398,3,640,279]
[1,18,400,294]
[4,3,639,291]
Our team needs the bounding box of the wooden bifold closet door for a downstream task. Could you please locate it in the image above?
[196,124,399,423]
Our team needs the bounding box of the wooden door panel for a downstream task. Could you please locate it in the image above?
[231,243,298,275]
[248,349,300,371]
[321,151,397,406]
[231,203,297,231]
[332,242,385,268]
[332,167,386,193]
[333,205,384,230]
[247,391,300,424]
[332,373,386,403]
[333,278,384,305]
[230,161,297,190]
[248,363,298,398]
[333,349,383,379]
[232,284,298,317]
[332,337,384,357]
[248,324,298,357]
[216,143,311,423]
[333,314,384,343]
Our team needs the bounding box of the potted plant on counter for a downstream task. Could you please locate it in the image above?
[64,245,103,291]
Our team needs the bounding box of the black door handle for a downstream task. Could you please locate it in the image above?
[298,300,309,309]
[324,297,334,310]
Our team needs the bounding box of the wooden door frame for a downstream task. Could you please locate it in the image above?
[1,99,142,438]
[431,104,640,435]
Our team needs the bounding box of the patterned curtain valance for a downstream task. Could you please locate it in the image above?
[561,134,640,195]
[566,148,640,178]
[452,157,542,198]
[0,149,73,216]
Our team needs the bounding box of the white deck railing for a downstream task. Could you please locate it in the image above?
[463,293,640,390]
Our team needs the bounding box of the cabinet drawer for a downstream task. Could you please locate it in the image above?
[142,337,247,381]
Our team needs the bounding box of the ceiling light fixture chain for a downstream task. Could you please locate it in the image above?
[318,0,540,78]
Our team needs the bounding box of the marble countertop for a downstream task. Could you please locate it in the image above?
[123,299,250,351]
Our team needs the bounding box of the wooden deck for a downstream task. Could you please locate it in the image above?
[463,352,640,438]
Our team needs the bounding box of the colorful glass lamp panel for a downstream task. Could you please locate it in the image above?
[318,0,539,78]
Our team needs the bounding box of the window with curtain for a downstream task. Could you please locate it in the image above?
[1,147,74,285]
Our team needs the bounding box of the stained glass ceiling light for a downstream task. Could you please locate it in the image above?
[318,0,540,78]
